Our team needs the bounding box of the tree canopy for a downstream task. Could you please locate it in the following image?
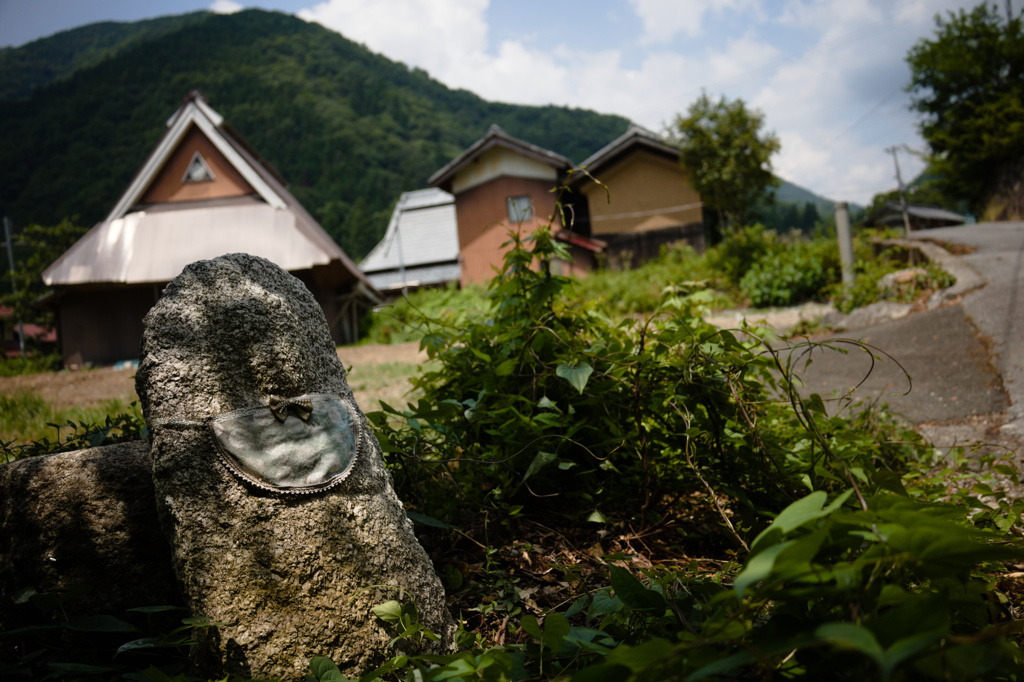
[907,2,1024,216]
[667,92,780,231]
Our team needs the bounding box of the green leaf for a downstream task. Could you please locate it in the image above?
[495,358,517,376]
[406,511,453,529]
[541,612,571,652]
[308,656,349,682]
[117,636,190,655]
[605,638,675,672]
[523,451,557,482]
[588,589,624,619]
[370,601,403,623]
[750,489,852,554]
[556,362,593,394]
[815,622,883,665]
[733,540,794,597]
[520,614,542,640]
[609,565,665,613]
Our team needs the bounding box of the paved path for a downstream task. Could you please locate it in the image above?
[797,221,1024,455]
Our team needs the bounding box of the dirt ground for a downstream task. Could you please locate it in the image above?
[0,342,426,411]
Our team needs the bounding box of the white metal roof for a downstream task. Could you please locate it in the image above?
[360,188,460,287]
[44,198,337,285]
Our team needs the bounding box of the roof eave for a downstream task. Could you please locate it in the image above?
[428,125,572,190]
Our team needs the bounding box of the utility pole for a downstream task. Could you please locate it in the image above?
[834,202,855,288]
[885,146,912,235]
[3,216,25,356]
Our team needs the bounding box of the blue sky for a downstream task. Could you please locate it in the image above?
[0,0,985,206]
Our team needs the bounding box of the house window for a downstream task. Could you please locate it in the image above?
[182,152,215,184]
[507,195,533,223]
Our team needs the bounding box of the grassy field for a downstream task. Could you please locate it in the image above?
[0,355,427,449]
[0,391,140,446]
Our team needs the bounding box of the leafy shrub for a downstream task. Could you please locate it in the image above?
[0,354,62,377]
[739,236,839,307]
[572,242,733,314]
[832,257,956,314]
[362,284,490,345]
[370,227,933,538]
[4,221,1017,682]
[704,223,780,286]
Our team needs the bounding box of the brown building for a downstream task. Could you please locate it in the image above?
[43,92,379,367]
[570,125,705,266]
[411,124,703,287]
[428,125,604,285]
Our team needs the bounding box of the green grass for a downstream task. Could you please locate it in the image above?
[346,360,429,411]
[0,390,140,452]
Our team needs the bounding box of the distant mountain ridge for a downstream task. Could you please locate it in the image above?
[0,13,212,101]
[0,10,839,258]
[775,179,841,213]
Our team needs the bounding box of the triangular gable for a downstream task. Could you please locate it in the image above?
[106,91,286,220]
[139,125,257,205]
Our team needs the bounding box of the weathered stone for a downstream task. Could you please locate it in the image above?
[877,267,928,292]
[135,253,453,680]
[0,441,180,630]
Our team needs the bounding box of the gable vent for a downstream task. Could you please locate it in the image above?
[182,152,215,184]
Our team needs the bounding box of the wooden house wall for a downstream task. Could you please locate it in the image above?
[54,286,160,367]
[582,150,702,236]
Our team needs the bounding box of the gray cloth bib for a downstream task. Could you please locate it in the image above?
[204,393,360,494]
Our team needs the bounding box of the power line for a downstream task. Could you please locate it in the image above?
[828,84,904,146]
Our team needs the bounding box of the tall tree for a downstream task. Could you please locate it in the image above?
[667,92,780,231]
[906,3,1024,216]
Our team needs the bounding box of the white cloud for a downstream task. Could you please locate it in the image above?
[627,0,761,43]
[292,0,976,204]
[299,0,489,76]
[209,0,243,14]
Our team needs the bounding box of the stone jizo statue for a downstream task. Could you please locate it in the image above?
[135,253,454,679]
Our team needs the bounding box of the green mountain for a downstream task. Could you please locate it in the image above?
[774,179,839,214]
[0,12,212,101]
[0,10,629,259]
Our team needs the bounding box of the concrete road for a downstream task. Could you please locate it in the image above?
[797,220,1024,454]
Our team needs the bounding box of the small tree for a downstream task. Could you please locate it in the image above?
[907,3,1024,216]
[1,219,85,339]
[667,92,781,232]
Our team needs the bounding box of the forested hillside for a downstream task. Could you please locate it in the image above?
[0,9,630,259]
[0,12,212,101]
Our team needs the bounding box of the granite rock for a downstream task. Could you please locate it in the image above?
[135,253,453,680]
